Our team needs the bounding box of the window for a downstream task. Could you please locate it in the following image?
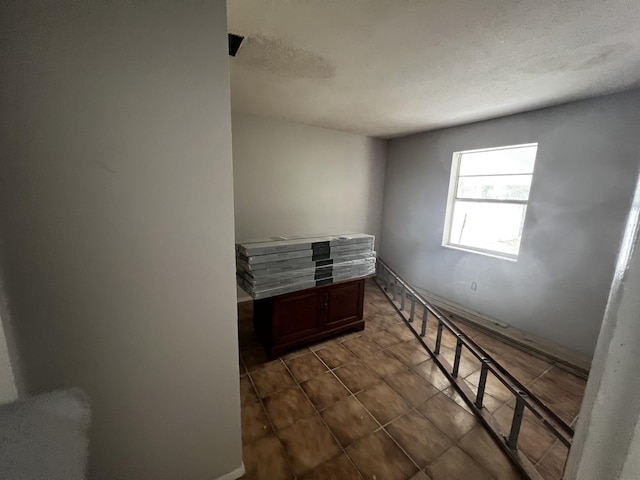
[442,143,538,260]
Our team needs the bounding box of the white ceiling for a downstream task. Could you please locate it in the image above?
[228,0,640,138]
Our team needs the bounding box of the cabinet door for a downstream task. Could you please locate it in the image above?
[273,290,321,343]
[325,280,364,329]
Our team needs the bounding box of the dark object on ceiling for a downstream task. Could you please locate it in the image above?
[228,33,244,57]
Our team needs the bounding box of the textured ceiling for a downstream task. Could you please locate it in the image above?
[228,0,640,138]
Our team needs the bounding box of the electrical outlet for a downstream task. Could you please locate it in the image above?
[471,282,477,291]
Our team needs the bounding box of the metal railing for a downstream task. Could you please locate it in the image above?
[375,259,573,480]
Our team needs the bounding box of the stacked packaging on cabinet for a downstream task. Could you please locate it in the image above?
[236,233,376,299]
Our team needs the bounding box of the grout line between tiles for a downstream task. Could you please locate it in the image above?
[243,357,300,480]
[309,337,398,476]
[375,280,526,479]
[454,422,521,479]
[316,317,441,475]
[312,338,475,476]
[532,412,563,469]
[535,438,560,469]
[240,287,392,478]
[398,281,579,476]
[312,348,426,475]
[529,363,557,388]
[240,284,542,479]
[279,353,365,480]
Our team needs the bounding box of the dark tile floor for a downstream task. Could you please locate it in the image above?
[237,280,586,480]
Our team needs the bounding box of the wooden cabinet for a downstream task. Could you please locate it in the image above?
[253,278,365,358]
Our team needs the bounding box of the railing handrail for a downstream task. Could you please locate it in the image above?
[376,258,574,448]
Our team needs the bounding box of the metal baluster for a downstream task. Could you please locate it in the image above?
[400,286,406,310]
[475,362,489,408]
[452,337,464,377]
[508,396,526,450]
[435,319,444,355]
[420,306,428,336]
[409,299,415,323]
[392,278,397,301]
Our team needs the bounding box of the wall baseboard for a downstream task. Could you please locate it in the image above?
[413,287,592,376]
[215,463,245,480]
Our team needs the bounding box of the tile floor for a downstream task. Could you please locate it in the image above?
[237,280,587,480]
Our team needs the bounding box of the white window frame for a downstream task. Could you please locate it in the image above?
[442,143,538,261]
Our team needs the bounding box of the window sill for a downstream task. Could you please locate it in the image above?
[441,243,518,262]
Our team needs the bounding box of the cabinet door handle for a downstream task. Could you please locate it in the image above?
[319,303,328,311]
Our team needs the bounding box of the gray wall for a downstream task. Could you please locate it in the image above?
[232,114,387,243]
[565,173,640,480]
[0,2,242,479]
[380,89,640,357]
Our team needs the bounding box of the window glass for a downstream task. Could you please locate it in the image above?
[456,175,532,201]
[443,143,538,259]
[449,202,527,257]
[458,146,537,176]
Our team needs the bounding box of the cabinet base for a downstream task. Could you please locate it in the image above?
[252,278,366,359]
[268,320,364,358]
